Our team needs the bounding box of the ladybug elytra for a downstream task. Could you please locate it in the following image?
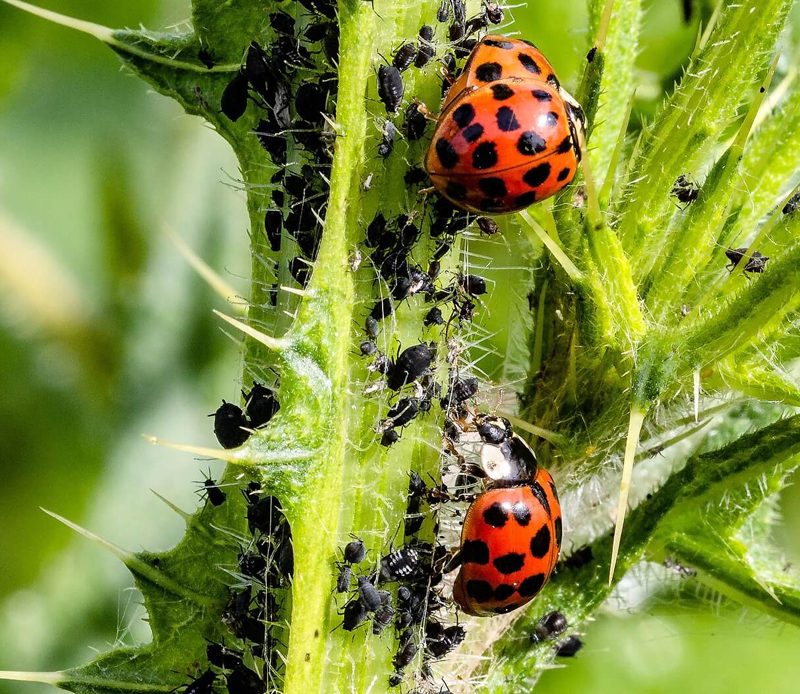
[425,35,586,214]
[452,418,562,616]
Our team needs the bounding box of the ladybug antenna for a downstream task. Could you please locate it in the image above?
[608,405,647,585]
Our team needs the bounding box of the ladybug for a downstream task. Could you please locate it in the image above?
[425,35,586,214]
[452,430,562,615]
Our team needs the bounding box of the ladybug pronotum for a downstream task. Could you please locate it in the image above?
[425,35,586,214]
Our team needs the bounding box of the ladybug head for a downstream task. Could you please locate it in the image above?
[479,433,537,486]
[559,87,586,163]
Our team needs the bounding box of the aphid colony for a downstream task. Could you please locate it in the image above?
[194,0,589,689]
[218,4,340,299]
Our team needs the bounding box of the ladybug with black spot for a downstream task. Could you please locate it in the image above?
[452,419,562,616]
[425,35,586,214]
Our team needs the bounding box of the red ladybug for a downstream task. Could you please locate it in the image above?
[425,35,586,214]
[453,464,562,616]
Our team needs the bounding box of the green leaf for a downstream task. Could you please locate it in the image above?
[616,0,794,277]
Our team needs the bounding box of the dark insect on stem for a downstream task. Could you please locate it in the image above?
[201,476,227,506]
[220,72,249,122]
[378,120,399,158]
[782,190,800,215]
[210,401,250,448]
[403,102,428,141]
[198,47,215,69]
[393,42,418,71]
[725,247,769,274]
[554,635,584,657]
[387,343,434,390]
[242,382,280,428]
[378,65,405,114]
[530,611,568,643]
[183,669,216,694]
[415,25,436,67]
[670,173,699,208]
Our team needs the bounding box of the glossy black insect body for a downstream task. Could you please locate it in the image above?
[264,210,283,252]
[531,611,569,643]
[221,72,249,122]
[342,598,369,631]
[295,83,327,122]
[243,383,280,428]
[386,398,421,428]
[184,669,216,694]
[387,344,434,390]
[403,102,428,141]
[555,635,584,657]
[476,216,499,235]
[202,477,226,506]
[393,42,418,71]
[671,174,699,207]
[212,401,250,448]
[357,576,384,612]
[725,247,769,274]
[415,25,435,67]
[783,191,800,215]
[206,643,244,670]
[225,663,265,693]
[425,622,465,658]
[378,65,404,114]
[379,547,421,581]
[378,120,399,158]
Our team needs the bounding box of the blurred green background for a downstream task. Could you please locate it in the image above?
[1,1,799,692]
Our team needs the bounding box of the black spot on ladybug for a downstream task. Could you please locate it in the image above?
[556,137,572,155]
[479,198,504,212]
[532,88,552,101]
[496,106,520,132]
[518,52,541,74]
[518,572,546,597]
[453,102,476,128]
[514,191,536,207]
[493,584,516,601]
[523,163,552,188]
[554,516,563,546]
[517,131,547,156]
[512,502,531,526]
[436,137,459,169]
[475,62,502,82]
[530,481,551,516]
[472,141,498,169]
[491,84,515,100]
[542,111,559,128]
[484,38,514,49]
[515,192,537,207]
[494,552,526,575]
[557,167,571,182]
[462,123,485,143]
[461,539,490,565]
[465,579,494,602]
[478,177,508,198]
[549,481,560,501]
[446,180,468,201]
[483,502,508,527]
[529,525,552,559]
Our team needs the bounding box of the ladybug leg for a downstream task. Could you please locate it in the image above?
[412,99,440,121]
[442,549,463,574]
